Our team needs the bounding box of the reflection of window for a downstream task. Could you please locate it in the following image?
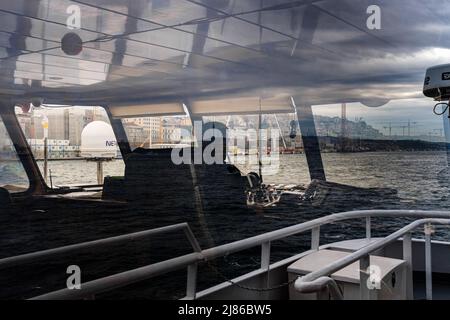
[121,116,192,150]
[0,118,29,193]
[14,106,124,186]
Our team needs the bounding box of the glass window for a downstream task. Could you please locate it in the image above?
[203,114,310,185]
[312,98,449,204]
[121,115,193,150]
[0,118,29,193]
[15,105,124,186]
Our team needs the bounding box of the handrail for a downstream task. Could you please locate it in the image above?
[0,222,201,271]
[295,218,450,300]
[31,252,203,300]
[22,210,450,299]
[295,276,344,300]
[200,210,450,260]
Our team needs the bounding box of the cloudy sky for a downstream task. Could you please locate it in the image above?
[313,98,444,137]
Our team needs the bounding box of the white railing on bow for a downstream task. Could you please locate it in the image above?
[1,210,449,300]
[295,218,449,300]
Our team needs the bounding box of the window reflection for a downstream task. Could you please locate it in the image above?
[121,115,192,150]
[0,118,29,193]
[14,105,124,186]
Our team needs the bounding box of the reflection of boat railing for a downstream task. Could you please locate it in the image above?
[8,209,449,300]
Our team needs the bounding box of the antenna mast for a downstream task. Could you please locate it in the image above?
[258,98,263,182]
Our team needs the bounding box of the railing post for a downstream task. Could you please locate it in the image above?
[424,223,433,300]
[261,241,271,294]
[183,226,202,253]
[359,255,377,300]
[311,227,320,251]
[402,232,413,300]
[185,263,198,300]
[366,216,371,242]
[261,242,271,270]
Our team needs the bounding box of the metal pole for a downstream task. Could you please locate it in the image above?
[258,99,263,181]
[441,101,450,166]
[261,242,271,293]
[402,232,413,300]
[365,216,371,242]
[44,137,48,183]
[185,263,198,299]
[424,223,433,300]
[261,242,271,270]
[311,227,320,251]
[359,255,377,300]
[97,160,103,185]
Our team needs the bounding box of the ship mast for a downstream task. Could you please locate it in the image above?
[258,98,263,182]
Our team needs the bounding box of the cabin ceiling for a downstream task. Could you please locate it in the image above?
[0,0,449,115]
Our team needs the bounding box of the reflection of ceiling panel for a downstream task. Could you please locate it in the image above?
[18,53,108,73]
[190,95,293,115]
[109,103,185,117]
[0,0,449,111]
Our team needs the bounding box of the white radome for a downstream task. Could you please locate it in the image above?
[423,64,450,100]
[80,121,117,159]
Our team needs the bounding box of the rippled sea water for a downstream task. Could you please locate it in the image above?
[3,151,450,299]
[39,150,450,210]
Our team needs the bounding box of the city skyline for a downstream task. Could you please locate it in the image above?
[9,103,448,148]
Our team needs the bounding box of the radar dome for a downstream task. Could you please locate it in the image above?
[423,64,450,101]
[80,121,117,159]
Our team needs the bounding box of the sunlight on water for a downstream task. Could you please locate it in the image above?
[36,151,450,207]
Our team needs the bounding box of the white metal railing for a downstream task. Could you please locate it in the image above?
[0,223,201,271]
[1,210,449,300]
[0,222,201,300]
[295,218,450,300]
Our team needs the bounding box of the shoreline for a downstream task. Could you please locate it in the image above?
[29,149,447,161]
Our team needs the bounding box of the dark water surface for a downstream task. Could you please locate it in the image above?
[2,151,450,299]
